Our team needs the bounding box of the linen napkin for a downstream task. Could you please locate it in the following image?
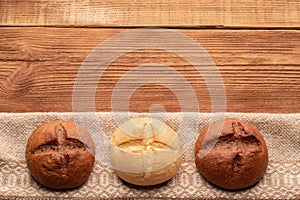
[0,112,299,199]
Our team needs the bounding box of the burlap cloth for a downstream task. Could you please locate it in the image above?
[0,112,299,199]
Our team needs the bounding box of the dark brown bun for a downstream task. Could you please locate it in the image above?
[25,120,95,190]
[195,119,268,190]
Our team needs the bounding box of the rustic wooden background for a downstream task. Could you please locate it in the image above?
[0,0,299,113]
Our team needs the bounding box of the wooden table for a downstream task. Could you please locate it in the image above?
[0,0,299,113]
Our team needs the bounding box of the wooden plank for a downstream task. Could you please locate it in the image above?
[0,28,299,113]
[0,0,299,28]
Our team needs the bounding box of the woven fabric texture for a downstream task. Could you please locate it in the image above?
[0,112,299,199]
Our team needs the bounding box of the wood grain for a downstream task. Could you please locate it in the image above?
[0,0,299,28]
[0,28,299,113]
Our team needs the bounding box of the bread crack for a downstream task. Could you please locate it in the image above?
[232,122,249,137]
[31,124,86,155]
[199,133,263,158]
[233,154,242,174]
[55,123,67,145]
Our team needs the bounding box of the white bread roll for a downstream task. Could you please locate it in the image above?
[110,117,182,186]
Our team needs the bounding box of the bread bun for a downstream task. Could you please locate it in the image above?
[25,120,95,190]
[110,117,182,186]
[195,119,268,190]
